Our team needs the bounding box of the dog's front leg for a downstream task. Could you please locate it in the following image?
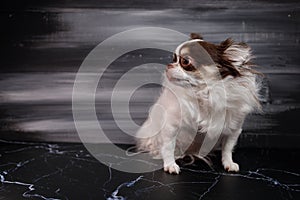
[160,128,180,174]
[221,129,242,172]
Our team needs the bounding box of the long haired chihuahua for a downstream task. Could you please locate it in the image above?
[136,33,261,174]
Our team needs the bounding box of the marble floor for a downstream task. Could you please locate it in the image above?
[0,139,299,200]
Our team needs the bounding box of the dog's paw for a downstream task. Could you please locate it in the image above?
[222,160,239,172]
[164,163,180,174]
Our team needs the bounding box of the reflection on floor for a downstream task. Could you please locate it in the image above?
[0,139,299,200]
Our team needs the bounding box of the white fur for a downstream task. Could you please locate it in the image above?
[224,44,253,68]
[136,40,261,174]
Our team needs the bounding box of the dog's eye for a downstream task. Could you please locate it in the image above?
[181,57,190,66]
[180,57,195,71]
[172,53,178,63]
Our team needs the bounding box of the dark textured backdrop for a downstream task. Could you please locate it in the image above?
[0,0,299,147]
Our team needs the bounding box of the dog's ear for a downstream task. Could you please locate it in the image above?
[190,33,203,40]
[220,38,253,68]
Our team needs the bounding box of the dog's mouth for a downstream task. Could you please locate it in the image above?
[165,71,193,87]
[165,71,199,88]
[165,70,182,82]
[168,76,182,82]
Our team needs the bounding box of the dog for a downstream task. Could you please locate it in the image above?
[136,33,261,174]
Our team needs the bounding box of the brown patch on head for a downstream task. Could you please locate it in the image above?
[190,33,203,40]
[195,38,242,78]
